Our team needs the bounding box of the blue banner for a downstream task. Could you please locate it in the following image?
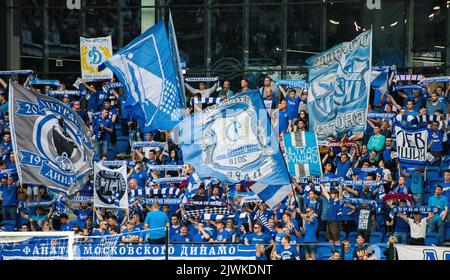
[174,91,290,185]
[282,131,322,178]
[307,30,372,140]
[102,21,185,132]
[0,244,256,260]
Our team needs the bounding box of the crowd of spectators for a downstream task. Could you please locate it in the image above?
[0,72,449,260]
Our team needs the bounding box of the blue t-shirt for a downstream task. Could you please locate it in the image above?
[278,110,289,133]
[1,184,17,206]
[191,232,209,243]
[246,232,272,245]
[172,234,191,243]
[60,221,76,231]
[256,254,268,260]
[94,117,113,142]
[274,231,287,252]
[428,195,448,222]
[144,210,169,239]
[215,229,231,243]
[277,245,299,260]
[428,129,444,152]
[326,199,341,221]
[304,216,318,243]
[74,208,92,228]
[131,170,147,189]
[121,228,141,241]
[286,96,301,120]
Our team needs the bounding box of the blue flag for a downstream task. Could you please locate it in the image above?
[307,30,372,140]
[173,91,290,186]
[282,131,322,178]
[102,21,185,132]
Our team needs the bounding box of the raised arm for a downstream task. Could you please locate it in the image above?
[0,77,7,89]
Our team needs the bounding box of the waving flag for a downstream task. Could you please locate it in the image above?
[93,162,129,209]
[173,90,290,186]
[101,21,185,132]
[307,30,372,140]
[10,83,94,195]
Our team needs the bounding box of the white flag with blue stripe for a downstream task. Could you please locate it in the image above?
[101,21,185,132]
[250,183,292,209]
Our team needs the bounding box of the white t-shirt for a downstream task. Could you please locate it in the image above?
[407,218,428,239]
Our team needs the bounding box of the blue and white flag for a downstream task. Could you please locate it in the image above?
[10,83,94,195]
[185,172,201,199]
[173,91,291,185]
[395,121,428,169]
[307,30,372,140]
[282,131,322,178]
[250,183,293,209]
[102,21,185,132]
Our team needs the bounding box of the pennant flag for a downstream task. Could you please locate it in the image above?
[93,161,129,209]
[101,21,185,132]
[168,11,186,107]
[395,121,428,169]
[80,36,113,80]
[250,183,292,209]
[9,83,94,194]
[282,131,322,178]
[307,30,372,140]
[173,90,291,185]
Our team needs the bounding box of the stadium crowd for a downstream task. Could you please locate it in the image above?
[0,72,449,260]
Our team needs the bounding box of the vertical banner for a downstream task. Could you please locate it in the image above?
[282,131,322,178]
[94,162,129,209]
[307,30,372,140]
[394,122,428,169]
[10,83,94,195]
[80,36,113,80]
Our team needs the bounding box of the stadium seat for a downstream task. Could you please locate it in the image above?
[445,223,450,242]
[318,231,327,243]
[347,232,359,244]
[425,233,440,246]
[426,167,442,185]
[383,233,391,243]
[339,231,347,241]
[107,145,116,160]
[370,232,384,244]
[375,244,388,260]
[317,244,333,260]
[114,136,129,154]
[0,220,16,231]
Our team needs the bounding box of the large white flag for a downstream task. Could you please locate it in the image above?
[94,162,129,209]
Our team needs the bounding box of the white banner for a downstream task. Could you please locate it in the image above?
[397,245,450,260]
[94,162,129,209]
[80,36,113,80]
[394,122,428,168]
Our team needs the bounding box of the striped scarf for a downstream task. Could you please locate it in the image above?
[182,207,232,220]
[146,187,184,198]
[395,74,425,82]
[185,77,219,82]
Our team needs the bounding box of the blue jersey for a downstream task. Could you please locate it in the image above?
[60,221,75,231]
[1,184,17,207]
[131,170,147,189]
[144,210,169,239]
[277,246,299,260]
[215,230,231,243]
[326,199,341,221]
[246,232,272,245]
[304,216,318,243]
[428,129,444,152]
[74,209,92,228]
[278,110,289,133]
[286,96,301,120]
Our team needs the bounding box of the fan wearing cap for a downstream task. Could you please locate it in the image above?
[397,209,434,246]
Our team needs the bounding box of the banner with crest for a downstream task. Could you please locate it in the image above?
[10,83,94,195]
[80,36,113,80]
